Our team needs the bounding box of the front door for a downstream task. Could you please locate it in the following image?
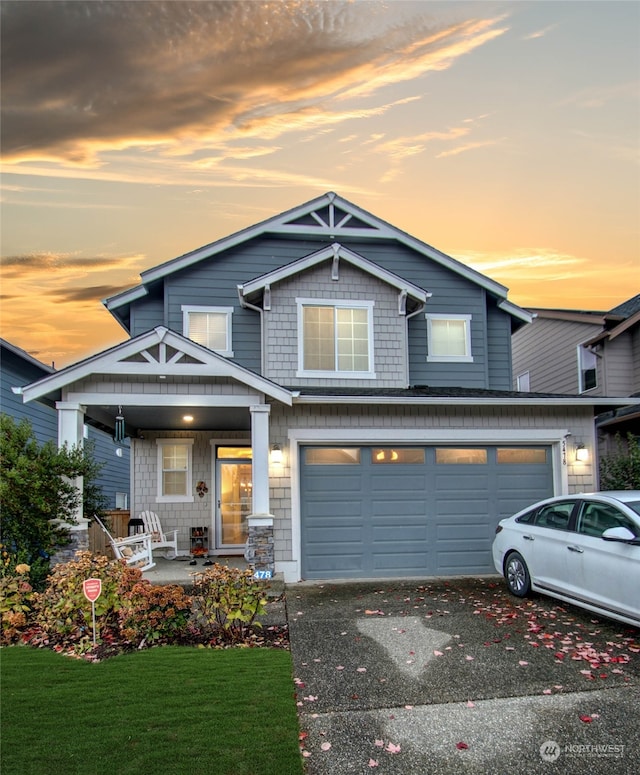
[215,446,252,550]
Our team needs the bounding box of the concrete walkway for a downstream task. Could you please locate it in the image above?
[287,578,639,775]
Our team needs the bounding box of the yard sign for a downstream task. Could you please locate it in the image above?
[83,578,102,644]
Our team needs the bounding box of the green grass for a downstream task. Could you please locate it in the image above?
[1,646,303,775]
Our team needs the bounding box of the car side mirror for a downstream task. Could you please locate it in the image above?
[602,526,637,543]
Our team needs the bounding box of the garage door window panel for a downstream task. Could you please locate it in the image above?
[372,448,425,464]
[436,448,487,464]
[305,447,361,465]
[497,448,547,464]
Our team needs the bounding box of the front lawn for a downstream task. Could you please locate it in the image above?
[1,646,303,775]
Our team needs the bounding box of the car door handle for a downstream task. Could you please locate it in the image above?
[567,545,584,553]
[523,535,534,541]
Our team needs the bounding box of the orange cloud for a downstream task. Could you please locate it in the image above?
[1,1,509,169]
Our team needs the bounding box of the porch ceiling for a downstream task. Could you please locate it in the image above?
[88,404,251,435]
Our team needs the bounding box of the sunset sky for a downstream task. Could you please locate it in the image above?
[1,0,638,369]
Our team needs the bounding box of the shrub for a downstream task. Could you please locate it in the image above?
[31,551,192,654]
[599,432,640,490]
[0,414,108,587]
[192,564,269,643]
[0,558,33,645]
[118,581,192,646]
[32,552,136,650]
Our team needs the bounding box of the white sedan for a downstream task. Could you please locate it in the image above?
[492,491,640,628]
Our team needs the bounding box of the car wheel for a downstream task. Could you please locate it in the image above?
[505,551,531,597]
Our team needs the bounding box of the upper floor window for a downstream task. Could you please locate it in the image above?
[516,371,530,392]
[182,305,233,357]
[156,439,194,503]
[578,344,597,392]
[296,298,375,378]
[426,314,473,362]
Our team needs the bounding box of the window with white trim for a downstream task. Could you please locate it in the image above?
[578,344,597,392]
[426,314,472,362]
[156,439,194,503]
[296,298,375,378]
[182,305,233,356]
[517,371,530,392]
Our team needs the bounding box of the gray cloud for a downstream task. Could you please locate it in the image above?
[1,0,507,163]
[0,252,142,279]
[49,284,132,303]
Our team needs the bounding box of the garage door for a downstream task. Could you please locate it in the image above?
[300,445,553,579]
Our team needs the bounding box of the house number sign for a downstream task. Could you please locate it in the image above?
[83,578,102,645]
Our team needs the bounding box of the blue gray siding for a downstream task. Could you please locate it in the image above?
[1,343,130,510]
[124,234,516,390]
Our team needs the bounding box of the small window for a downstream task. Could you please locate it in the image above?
[436,448,487,464]
[534,501,574,531]
[297,298,374,378]
[516,372,530,392]
[305,448,361,465]
[578,344,597,392]
[372,448,425,464]
[426,314,472,362]
[156,439,194,502]
[497,448,547,464]
[182,305,233,356]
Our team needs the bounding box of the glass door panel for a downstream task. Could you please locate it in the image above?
[217,460,252,548]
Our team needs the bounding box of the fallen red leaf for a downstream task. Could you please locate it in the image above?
[580,715,593,723]
[456,742,469,750]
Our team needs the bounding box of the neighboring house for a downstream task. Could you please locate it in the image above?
[14,193,638,582]
[1,338,130,510]
[512,295,640,454]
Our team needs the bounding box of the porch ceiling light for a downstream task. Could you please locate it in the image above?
[270,444,283,465]
[575,443,589,463]
[183,414,194,423]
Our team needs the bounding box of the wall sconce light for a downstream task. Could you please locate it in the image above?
[270,444,283,465]
[575,443,589,463]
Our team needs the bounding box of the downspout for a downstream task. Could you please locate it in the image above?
[237,285,266,375]
[404,293,431,388]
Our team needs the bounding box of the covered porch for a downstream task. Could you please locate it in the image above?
[17,327,292,572]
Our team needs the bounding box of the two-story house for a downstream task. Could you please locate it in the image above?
[15,193,636,582]
[512,295,640,454]
[1,337,130,509]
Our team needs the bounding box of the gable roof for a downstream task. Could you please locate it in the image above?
[525,293,640,347]
[238,242,430,312]
[1,337,55,376]
[104,192,531,325]
[16,327,293,406]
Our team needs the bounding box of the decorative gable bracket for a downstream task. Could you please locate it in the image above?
[238,242,431,316]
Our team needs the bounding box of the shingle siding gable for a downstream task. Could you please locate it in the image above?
[264,260,408,388]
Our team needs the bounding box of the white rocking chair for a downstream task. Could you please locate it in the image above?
[138,510,179,558]
[93,515,155,571]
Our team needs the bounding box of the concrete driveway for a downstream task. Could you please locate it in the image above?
[287,577,639,774]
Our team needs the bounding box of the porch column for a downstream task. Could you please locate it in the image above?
[249,403,271,516]
[54,402,89,562]
[246,404,274,576]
